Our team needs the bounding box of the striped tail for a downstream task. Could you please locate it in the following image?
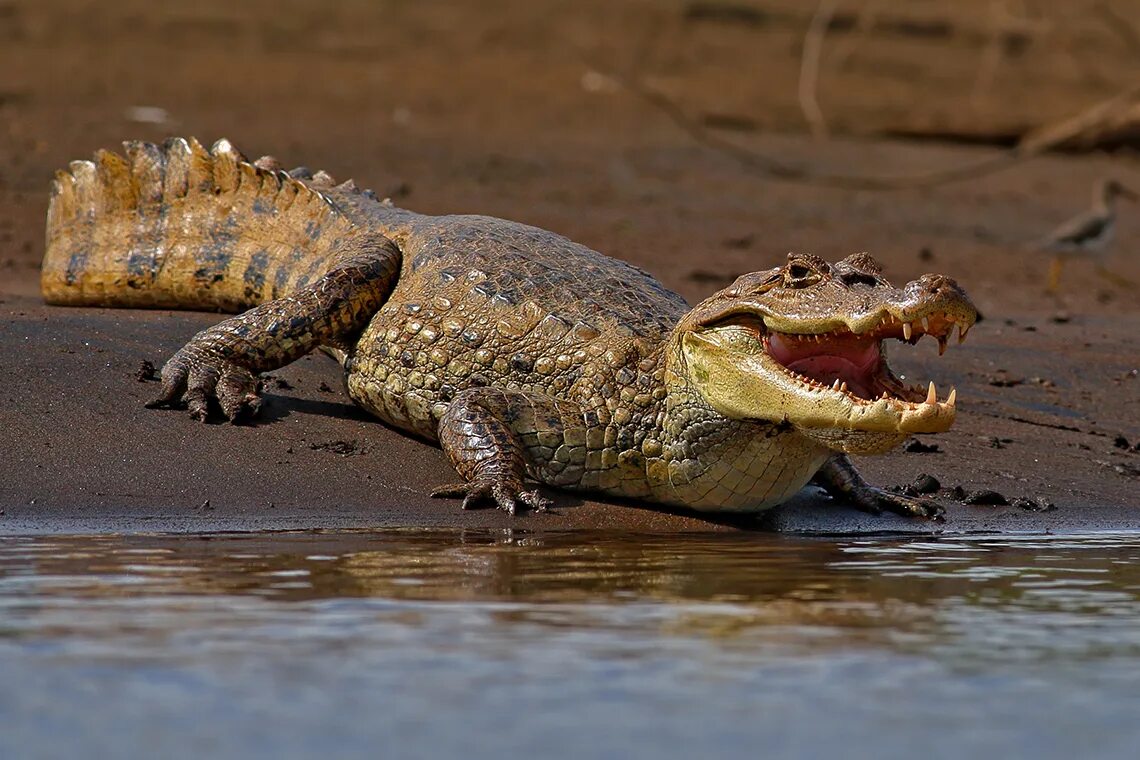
[42,137,360,312]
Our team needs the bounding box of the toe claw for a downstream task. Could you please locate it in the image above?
[145,369,188,409]
[431,483,470,499]
[143,350,264,424]
[217,369,263,423]
[918,501,946,521]
[519,490,552,513]
[880,492,944,521]
[491,483,519,514]
[845,486,946,521]
[431,479,549,515]
[859,501,884,516]
[185,388,211,422]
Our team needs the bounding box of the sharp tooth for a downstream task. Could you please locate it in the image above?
[947,388,956,407]
[958,323,970,344]
[902,322,913,340]
[880,391,889,399]
[937,336,948,356]
[832,379,841,390]
[925,381,937,404]
[921,316,930,333]
[840,381,848,393]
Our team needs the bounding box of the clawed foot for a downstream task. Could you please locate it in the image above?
[430,479,552,515]
[145,349,262,423]
[845,486,945,521]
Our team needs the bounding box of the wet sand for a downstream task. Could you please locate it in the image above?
[1,0,1137,534]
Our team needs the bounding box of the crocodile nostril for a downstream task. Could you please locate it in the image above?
[838,270,879,287]
[918,274,951,293]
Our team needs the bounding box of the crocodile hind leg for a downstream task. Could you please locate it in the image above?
[148,235,401,421]
[431,388,587,514]
[812,454,945,520]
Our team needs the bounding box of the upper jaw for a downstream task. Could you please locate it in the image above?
[743,274,978,350]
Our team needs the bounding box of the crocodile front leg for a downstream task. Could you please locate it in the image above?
[148,235,401,421]
[432,387,587,514]
[812,453,945,520]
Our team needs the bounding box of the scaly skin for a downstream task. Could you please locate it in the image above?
[43,138,979,518]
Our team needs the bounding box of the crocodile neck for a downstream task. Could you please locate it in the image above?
[653,385,831,510]
[555,345,831,511]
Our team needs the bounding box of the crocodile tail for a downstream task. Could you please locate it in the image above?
[42,137,360,311]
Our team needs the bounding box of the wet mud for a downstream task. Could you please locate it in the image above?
[0,0,1137,534]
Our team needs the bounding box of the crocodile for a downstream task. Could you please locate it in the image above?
[42,138,978,518]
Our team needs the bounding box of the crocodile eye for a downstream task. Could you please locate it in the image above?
[784,253,829,288]
[784,264,822,288]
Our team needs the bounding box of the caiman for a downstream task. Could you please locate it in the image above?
[41,138,978,518]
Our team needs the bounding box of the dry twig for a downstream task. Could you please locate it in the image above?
[610,68,1140,191]
[1016,81,1140,154]
[1094,2,1140,56]
[799,0,840,141]
[831,0,885,69]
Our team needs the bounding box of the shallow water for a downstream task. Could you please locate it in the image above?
[2,530,1139,760]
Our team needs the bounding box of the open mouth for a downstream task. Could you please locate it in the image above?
[680,263,978,438]
[763,311,970,408]
[682,293,978,435]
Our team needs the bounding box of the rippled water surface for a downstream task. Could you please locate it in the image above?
[2,530,1139,759]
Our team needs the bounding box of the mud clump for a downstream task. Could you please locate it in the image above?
[1011,496,1056,512]
[903,438,940,454]
[961,489,1009,506]
[134,360,157,382]
[310,440,363,456]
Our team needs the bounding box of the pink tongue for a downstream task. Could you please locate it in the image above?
[769,334,881,399]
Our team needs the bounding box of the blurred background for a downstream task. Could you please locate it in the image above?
[2,0,1139,312]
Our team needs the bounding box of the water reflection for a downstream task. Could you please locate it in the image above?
[2,530,1139,666]
[3,531,1140,759]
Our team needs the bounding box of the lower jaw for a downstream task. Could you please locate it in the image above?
[796,426,910,455]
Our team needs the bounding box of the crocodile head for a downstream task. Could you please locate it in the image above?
[673,252,978,454]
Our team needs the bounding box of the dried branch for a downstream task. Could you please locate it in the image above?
[613,70,1018,190]
[1016,81,1140,154]
[1095,2,1140,56]
[799,0,840,141]
[609,68,1140,191]
[620,78,806,179]
[831,0,885,69]
[970,0,1008,107]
